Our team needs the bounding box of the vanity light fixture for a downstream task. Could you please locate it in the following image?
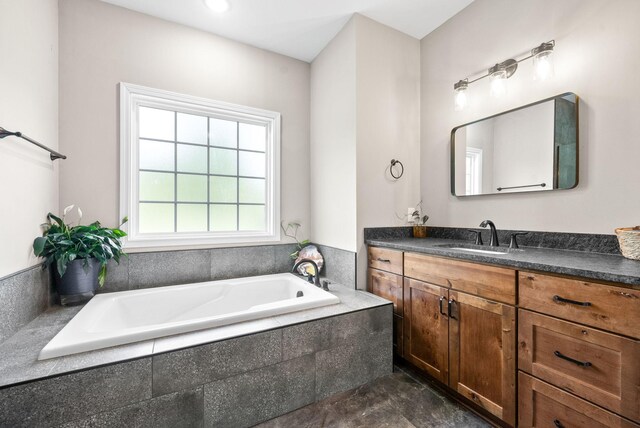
[453,80,468,111]
[454,40,555,109]
[204,0,230,13]
[532,41,555,80]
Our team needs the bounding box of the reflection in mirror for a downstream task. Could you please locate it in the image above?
[451,93,578,196]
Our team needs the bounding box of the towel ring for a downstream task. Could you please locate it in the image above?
[390,159,404,179]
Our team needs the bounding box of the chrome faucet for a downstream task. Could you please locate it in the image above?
[479,220,499,247]
[292,259,321,288]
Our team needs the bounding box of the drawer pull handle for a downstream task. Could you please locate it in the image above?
[376,258,391,263]
[552,295,592,307]
[554,350,592,367]
[553,419,564,428]
[439,296,447,316]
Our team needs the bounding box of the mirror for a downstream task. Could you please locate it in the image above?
[451,93,578,196]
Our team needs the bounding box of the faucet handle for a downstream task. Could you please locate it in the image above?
[467,229,483,246]
[509,232,529,249]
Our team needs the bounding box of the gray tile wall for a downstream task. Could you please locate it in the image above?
[0,305,392,428]
[0,266,49,344]
[99,244,299,293]
[100,242,357,293]
[316,244,357,288]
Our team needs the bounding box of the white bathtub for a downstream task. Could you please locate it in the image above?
[39,273,340,360]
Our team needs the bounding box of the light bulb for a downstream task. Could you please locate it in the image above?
[490,69,507,98]
[204,0,230,13]
[453,80,468,111]
[454,90,467,111]
[532,42,555,81]
[533,51,554,80]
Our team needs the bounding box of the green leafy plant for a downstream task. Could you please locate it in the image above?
[281,221,310,260]
[33,205,128,286]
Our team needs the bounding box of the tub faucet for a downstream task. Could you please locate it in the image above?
[292,259,321,288]
[479,220,499,247]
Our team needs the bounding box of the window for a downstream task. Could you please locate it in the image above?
[120,83,280,248]
[465,147,483,195]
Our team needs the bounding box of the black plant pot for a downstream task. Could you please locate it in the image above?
[54,258,100,306]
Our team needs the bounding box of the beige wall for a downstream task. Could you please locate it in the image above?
[311,15,420,288]
[59,0,310,249]
[310,19,358,252]
[421,0,640,233]
[0,0,59,277]
[355,15,420,288]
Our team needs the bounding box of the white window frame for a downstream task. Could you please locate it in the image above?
[465,147,483,195]
[119,82,280,249]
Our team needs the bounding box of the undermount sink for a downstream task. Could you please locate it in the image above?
[436,244,510,255]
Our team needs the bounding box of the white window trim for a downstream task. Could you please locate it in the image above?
[119,82,281,249]
[465,147,483,195]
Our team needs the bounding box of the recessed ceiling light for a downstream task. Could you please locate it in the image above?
[204,0,230,13]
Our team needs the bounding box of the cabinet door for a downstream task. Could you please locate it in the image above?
[403,277,449,383]
[368,268,403,316]
[449,291,516,426]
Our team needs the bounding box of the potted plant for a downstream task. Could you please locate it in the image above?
[410,201,430,238]
[33,205,128,305]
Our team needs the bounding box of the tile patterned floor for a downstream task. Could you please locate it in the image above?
[258,366,491,427]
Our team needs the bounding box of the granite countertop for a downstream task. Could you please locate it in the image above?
[367,237,640,288]
[0,282,389,389]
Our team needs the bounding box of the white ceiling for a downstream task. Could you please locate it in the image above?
[99,0,474,62]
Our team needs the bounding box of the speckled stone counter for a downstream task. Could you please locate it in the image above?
[0,282,392,427]
[367,237,640,288]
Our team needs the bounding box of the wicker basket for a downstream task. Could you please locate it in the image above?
[615,226,640,260]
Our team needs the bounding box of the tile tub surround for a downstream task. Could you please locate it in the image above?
[365,226,622,255]
[98,244,299,294]
[99,242,357,294]
[316,244,357,288]
[366,237,640,287]
[0,243,357,345]
[0,265,49,344]
[0,283,392,427]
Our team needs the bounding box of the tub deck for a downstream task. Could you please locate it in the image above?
[0,280,388,389]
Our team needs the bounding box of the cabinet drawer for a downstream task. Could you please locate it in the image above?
[519,272,640,339]
[404,252,516,304]
[368,268,403,315]
[519,310,639,421]
[393,314,403,358]
[368,247,403,275]
[519,373,639,428]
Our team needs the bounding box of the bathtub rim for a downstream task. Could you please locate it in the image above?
[37,273,340,360]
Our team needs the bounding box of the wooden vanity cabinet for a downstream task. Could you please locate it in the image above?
[367,247,404,357]
[402,252,517,426]
[518,271,640,426]
[368,246,640,427]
